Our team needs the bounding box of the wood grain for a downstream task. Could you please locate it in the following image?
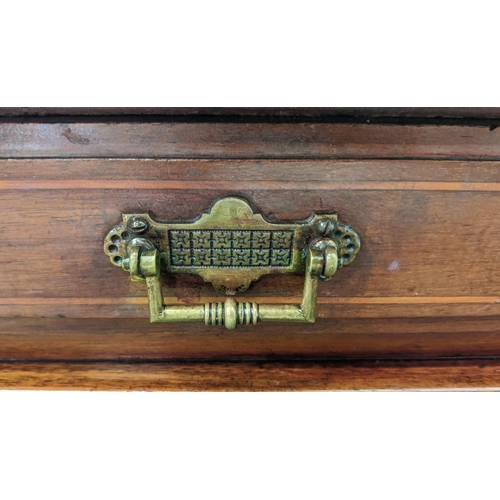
[1,176,499,303]
[2,157,500,183]
[0,359,498,391]
[1,317,500,360]
[1,156,500,363]
[1,115,500,390]
[2,122,500,159]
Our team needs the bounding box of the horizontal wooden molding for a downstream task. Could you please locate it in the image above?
[0,359,499,391]
[2,122,500,159]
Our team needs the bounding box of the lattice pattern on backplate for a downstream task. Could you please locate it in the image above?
[168,230,293,267]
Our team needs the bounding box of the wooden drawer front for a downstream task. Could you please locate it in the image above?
[1,120,499,363]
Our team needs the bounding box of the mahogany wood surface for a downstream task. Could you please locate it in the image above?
[1,110,499,389]
[0,360,498,391]
[2,122,500,159]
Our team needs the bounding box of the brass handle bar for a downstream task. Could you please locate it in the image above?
[129,239,337,329]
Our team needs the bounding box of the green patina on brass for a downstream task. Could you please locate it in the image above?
[168,229,294,268]
[103,196,360,329]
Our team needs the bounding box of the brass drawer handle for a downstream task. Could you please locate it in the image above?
[104,196,360,329]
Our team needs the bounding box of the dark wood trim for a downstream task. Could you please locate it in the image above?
[2,107,500,121]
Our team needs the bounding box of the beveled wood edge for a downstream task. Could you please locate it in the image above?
[0,360,498,391]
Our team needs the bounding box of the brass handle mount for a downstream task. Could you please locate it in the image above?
[104,196,360,329]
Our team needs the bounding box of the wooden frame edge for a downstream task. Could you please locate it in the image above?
[1,107,500,120]
[0,360,498,391]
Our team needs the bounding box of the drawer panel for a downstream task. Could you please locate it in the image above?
[1,151,499,361]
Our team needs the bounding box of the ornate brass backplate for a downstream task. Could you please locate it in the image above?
[104,196,360,329]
